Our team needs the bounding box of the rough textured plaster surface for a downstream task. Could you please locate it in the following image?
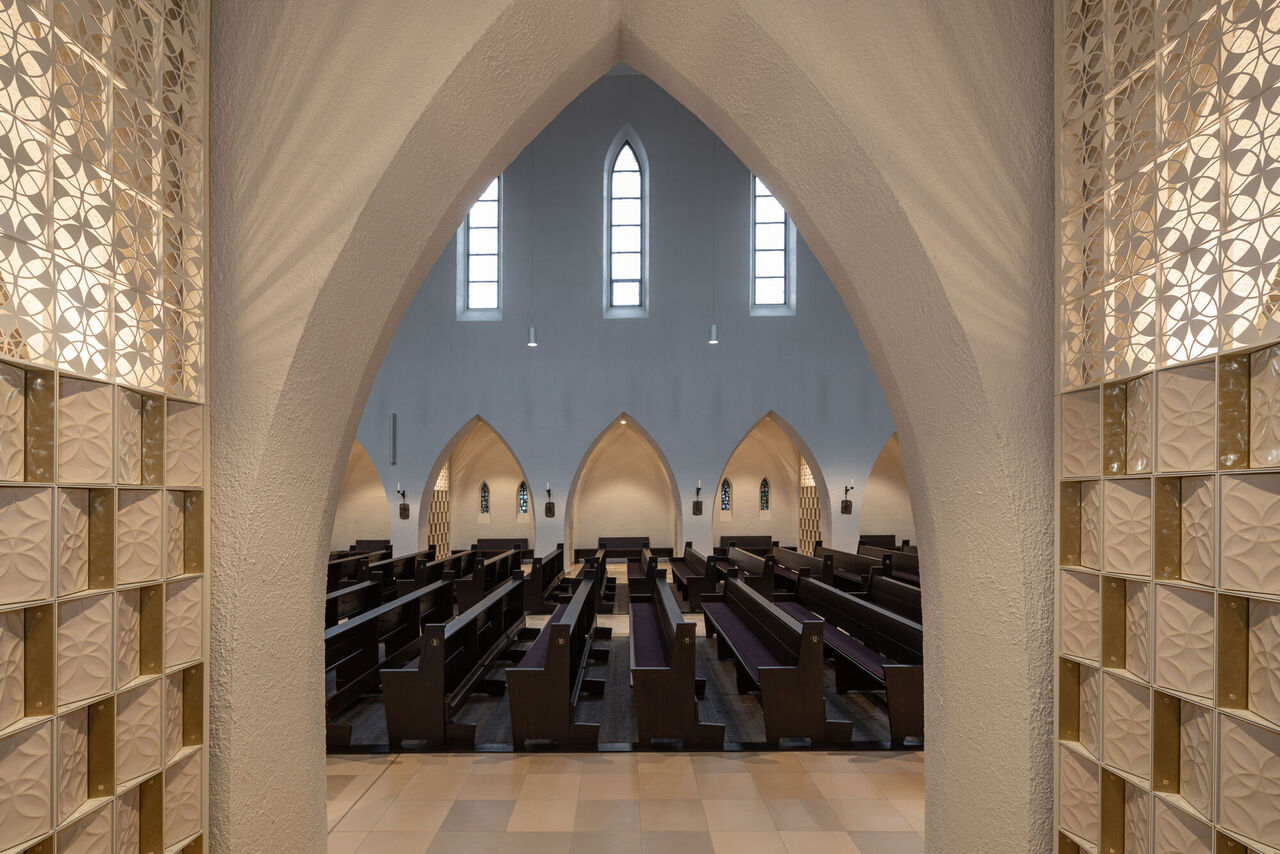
[209,2,1053,853]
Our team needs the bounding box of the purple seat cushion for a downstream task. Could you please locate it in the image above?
[519,602,569,668]
[702,602,782,681]
[778,601,889,680]
[630,602,667,668]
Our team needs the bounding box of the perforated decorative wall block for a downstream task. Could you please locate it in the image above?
[1180,701,1213,821]
[0,362,24,480]
[1102,673,1150,780]
[1250,598,1280,728]
[0,721,52,851]
[1127,374,1153,472]
[57,488,88,595]
[1081,480,1102,569]
[1156,363,1216,472]
[1152,797,1212,854]
[0,486,51,604]
[1221,473,1280,595]
[57,378,113,484]
[1062,570,1101,661]
[164,575,200,668]
[57,592,112,706]
[1125,581,1150,679]
[116,679,161,785]
[1154,585,1215,699]
[1218,715,1280,847]
[1179,475,1214,586]
[1059,746,1099,845]
[1104,479,1152,576]
[1062,389,1102,477]
[0,609,23,729]
[116,489,161,585]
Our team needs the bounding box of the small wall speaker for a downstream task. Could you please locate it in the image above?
[544,501,556,518]
[692,500,703,516]
[399,501,410,520]
[840,499,852,515]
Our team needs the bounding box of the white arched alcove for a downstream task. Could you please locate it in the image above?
[415,416,536,552]
[564,413,681,556]
[330,439,391,551]
[861,432,917,544]
[210,3,1053,852]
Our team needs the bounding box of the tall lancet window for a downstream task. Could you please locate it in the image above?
[720,478,732,512]
[605,136,647,315]
[458,176,502,318]
[479,482,490,514]
[751,175,795,315]
[760,478,770,511]
[517,481,529,514]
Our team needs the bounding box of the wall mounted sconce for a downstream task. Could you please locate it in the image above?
[841,485,853,515]
[544,483,555,518]
[693,481,703,516]
[397,484,409,520]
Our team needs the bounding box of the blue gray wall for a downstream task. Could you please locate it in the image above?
[356,69,897,556]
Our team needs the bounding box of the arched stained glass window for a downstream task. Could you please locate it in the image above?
[720,478,732,511]
[760,478,770,511]
[517,481,529,514]
[480,482,490,514]
[607,139,645,311]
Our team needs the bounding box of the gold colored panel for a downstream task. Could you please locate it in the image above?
[183,490,202,574]
[138,584,162,676]
[87,487,113,589]
[1152,691,1181,793]
[1100,770,1125,854]
[23,603,52,717]
[1101,577,1128,669]
[87,696,114,799]
[23,838,54,854]
[1218,594,1249,710]
[23,369,53,482]
[182,663,202,747]
[1219,352,1250,469]
[1060,657,1081,741]
[1153,477,1182,580]
[1058,832,1082,854]
[1103,381,1128,475]
[139,773,163,854]
[140,393,164,486]
[1216,831,1255,853]
[1061,481,1082,566]
[179,835,202,854]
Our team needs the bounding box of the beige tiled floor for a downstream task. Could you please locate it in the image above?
[327,751,924,854]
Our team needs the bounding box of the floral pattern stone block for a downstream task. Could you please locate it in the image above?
[164,400,201,487]
[1154,585,1214,699]
[1152,798,1211,854]
[56,707,87,823]
[0,362,24,481]
[57,592,113,705]
[1080,665,1101,757]
[165,490,184,577]
[1221,473,1280,595]
[164,671,182,761]
[1251,344,1280,467]
[115,679,161,784]
[1080,480,1101,569]
[1102,673,1150,780]
[1125,581,1150,679]
[1062,389,1101,477]
[0,722,52,851]
[164,747,201,845]
[1179,476,1214,587]
[1104,479,1152,576]
[0,487,52,605]
[164,576,201,668]
[0,609,23,729]
[57,488,89,595]
[1156,362,1216,472]
[57,378,113,484]
[116,387,142,484]
[1126,374,1153,473]
[116,590,140,686]
[1218,716,1280,846]
[116,785,140,854]
[57,801,111,854]
[1058,746,1099,844]
[116,489,161,584]
[1061,570,1101,661]
[1250,598,1280,728]
[1179,701,1213,820]
[1124,784,1148,854]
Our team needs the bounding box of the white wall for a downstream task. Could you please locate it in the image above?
[330,440,391,550]
[567,420,678,551]
[713,416,801,546]
[860,433,916,543]
[444,421,535,550]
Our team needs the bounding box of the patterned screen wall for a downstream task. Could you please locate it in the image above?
[427,462,448,561]
[799,460,820,556]
[0,0,208,853]
[1058,1,1280,852]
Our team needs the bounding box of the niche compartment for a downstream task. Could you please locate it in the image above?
[1103,375,1154,474]
[1221,473,1280,595]
[23,367,54,484]
[116,490,162,586]
[115,679,162,786]
[163,577,201,670]
[56,594,113,708]
[1101,671,1150,782]
[163,401,201,488]
[55,800,111,854]
[1153,584,1214,700]
[1062,570,1102,662]
[1060,658,1102,758]
[1103,478,1152,577]
[0,486,52,607]
[1251,344,1280,467]
[57,379,113,485]
[55,488,113,596]
[0,361,25,481]
[1100,574,1150,679]
[1152,796,1212,854]
[54,699,113,826]
[1157,361,1216,472]
[0,604,53,733]
[1152,690,1214,822]
[117,388,143,485]
[115,773,162,854]
[1063,388,1102,478]
[163,664,202,763]
[1219,594,1280,730]
[1218,715,1280,849]
[1059,744,1100,848]
[163,747,201,848]
[164,491,201,578]
[0,719,52,852]
[116,585,162,690]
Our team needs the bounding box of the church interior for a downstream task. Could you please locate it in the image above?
[0,1,1277,853]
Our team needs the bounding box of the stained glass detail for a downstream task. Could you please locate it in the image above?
[479,481,490,514]
[759,478,770,510]
[517,481,528,514]
[720,478,731,512]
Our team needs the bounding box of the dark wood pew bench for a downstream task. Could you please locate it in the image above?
[455,547,521,612]
[395,549,478,598]
[524,544,565,614]
[813,543,876,593]
[324,579,453,746]
[861,574,922,622]
[857,534,898,550]
[626,545,659,596]
[326,549,389,592]
[324,580,379,628]
[472,537,531,559]
[770,547,834,592]
[700,579,851,745]
[368,546,437,599]
[561,549,614,613]
[630,572,723,747]
[714,535,777,557]
[719,546,780,596]
[774,576,923,747]
[506,573,610,749]
[381,574,527,749]
[669,542,718,610]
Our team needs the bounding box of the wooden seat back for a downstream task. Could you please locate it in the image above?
[858,534,898,550]
[795,576,922,663]
[770,547,833,582]
[719,534,776,556]
[457,547,521,611]
[865,574,923,622]
[324,580,379,627]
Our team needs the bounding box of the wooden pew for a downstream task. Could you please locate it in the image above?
[456,547,521,612]
[524,544,565,614]
[858,544,920,583]
[770,547,833,589]
[381,574,526,749]
[669,542,718,610]
[700,579,851,745]
[367,547,437,597]
[395,550,478,597]
[715,535,776,557]
[857,534,898,550]
[813,543,876,592]
[861,574,922,622]
[562,549,614,613]
[326,549,389,592]
[626,545,659,596]
[630,572,724,747]
[324,580,379,628]
[774,576,923,746]
[324,579,454,744]
[506,572,609,748]
[719,546,779,596]
[473,537,531,559]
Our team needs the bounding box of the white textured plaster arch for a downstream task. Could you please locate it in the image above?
[414,416,536,551]
[563,412,683,556]
[210,2,1052,852]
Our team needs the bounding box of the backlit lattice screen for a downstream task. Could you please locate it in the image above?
[0,0,208,852]
[1058,1,1280,852]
